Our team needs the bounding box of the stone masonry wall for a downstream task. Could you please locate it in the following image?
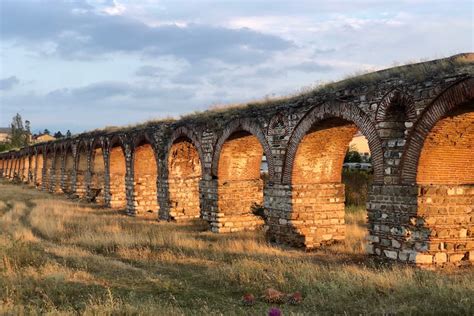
[90,148,106,204]
[63,151,75,194]
[76,150,89,198]
[51,154,62,193]
[417,185,474,265]
[168,139,201,220]
[133,143,158,215]
[109,146,126,209]
[215,131,265,232]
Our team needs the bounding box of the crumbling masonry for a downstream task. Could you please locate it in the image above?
[1,54,473,267]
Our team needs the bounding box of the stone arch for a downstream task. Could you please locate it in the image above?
[75,140,90,198]
[90,137,106,204]
[10,155,17,179]
[35,147,44,187]
[211,118,275,181]
[375,88,416,123]
[63,144,75,193]
[44,146,55,190]
[401,78,474,265]
[278,102,384,248]
[5,156,11,178]
[165,126,205,176]
[28,151,36,184]
[21,151,30,182]
[132,132,159,215]
[283,102,384,184]
[165,126,203,220]
[50,146,62,192]
[108,135,127,209]
[400,77,474,184]
[211,119,272,232]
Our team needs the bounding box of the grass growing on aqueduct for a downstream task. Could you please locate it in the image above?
[0,181,473,315]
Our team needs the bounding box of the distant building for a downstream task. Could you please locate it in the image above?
[33,133,56,143]
[0,127,11,142]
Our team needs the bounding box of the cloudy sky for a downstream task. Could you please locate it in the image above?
[0,0,472,134]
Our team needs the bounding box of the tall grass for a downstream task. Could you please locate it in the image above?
[343,170,373,207]
[0,180,473,315]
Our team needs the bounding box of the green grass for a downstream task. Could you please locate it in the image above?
[0,180,473,315]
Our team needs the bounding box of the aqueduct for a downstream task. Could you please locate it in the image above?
[1,54,473,266]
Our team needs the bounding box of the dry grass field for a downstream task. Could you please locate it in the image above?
[0,180,473,315]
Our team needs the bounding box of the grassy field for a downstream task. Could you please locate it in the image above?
[0,181,473,315]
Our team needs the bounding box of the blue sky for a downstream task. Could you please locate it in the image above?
[0,0,472,134]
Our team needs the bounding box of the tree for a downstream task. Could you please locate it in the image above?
[344,150,362,163]
[9,113,30,148]
[66,130,72,138]
[53,131,63,138]
[25,120,31,134]
[43,129,50,135]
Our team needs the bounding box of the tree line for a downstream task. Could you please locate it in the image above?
[0,113,71,152]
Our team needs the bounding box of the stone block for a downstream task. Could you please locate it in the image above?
[383,250,398,260]
[449,253,465,263]
[434,252,447,264]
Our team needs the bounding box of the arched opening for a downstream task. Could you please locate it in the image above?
[51,149,62,192]
[29,154,36,185]
[7,158,13,178]
[168,137,201,220]
[133,141,158,216]
[109,145,126,209]
[22,155,29,182]
[44,149,54,190]
[7,158,14,178]
[416,104,474,264]
[35,152,44,187]
[291,118,369,249]
[63,146,75,193]
[217,131,265,232]
[10,158,16,178]
[90,145,105,204]
[76,144,89,198]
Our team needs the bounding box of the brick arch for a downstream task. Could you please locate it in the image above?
[108,134,127,209]
[211,118,275,181]
[282,102,384,184]
[165,126,203,220]
[108,134,126,152]
[90,137,105,152]
[75,140,90,197]
[375,88,416,123]
[132,131,156,150]
[44,145,56,190]
[63,143,75,193]
[132,131,159,215]
[164,126,205,177]
[211,118,271,232]
[50,145,63,192]
[34,146,45,187]
[400,77,474,184]
[90,137,106,204]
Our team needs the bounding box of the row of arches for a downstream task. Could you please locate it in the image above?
[0,79,473,263]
